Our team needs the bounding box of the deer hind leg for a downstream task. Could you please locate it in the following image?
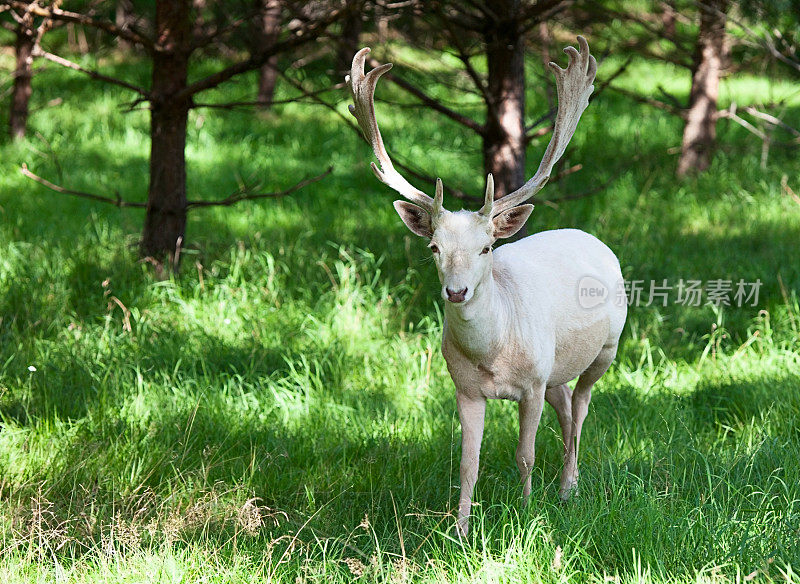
[516,384,546,501]
[545,383,573,455]
[559,344,618,501]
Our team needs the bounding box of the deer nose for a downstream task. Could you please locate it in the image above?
[446,287,468,303]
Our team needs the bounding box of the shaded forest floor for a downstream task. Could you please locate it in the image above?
[1,47,799,582]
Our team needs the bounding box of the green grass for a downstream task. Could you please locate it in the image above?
[0,44,799,583]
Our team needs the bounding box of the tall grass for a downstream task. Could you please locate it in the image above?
[0,47,799,582]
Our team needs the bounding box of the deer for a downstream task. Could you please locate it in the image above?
[346,36,627,536]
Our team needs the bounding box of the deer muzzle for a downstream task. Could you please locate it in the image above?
[445,287,469,303]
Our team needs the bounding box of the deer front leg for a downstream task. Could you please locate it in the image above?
[516,385,546,500]
[456,392,486,537]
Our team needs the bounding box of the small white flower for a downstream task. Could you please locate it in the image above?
[223,318,231,325]
[27,365,37,372]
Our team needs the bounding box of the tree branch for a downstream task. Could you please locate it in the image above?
[438,14,490,105]
[519,0,570,31]
[21,164,146,208]
[276,68,479,203]
[590,2,694,55]
[590,55,634,102]
[191,10,257,51]
[606,84,685,117]
[431,5,484,32]
[523,56,632,141]
[10,1,153,49]
[176,5,346,100]
[694,0,800,74]
[33,48,149,96]
[186,167,333,208]
[21,164,333,211]
[542,155,643,205]
[191,82,346,110]
[367,57,485,135]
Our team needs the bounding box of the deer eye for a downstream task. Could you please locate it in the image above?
[429,244,440,254]
[480,246,491,255]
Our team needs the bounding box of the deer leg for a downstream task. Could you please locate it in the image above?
[545,383,573,455]
[559,345,617,501]
[516,384,546,501]
[456,393,486,537]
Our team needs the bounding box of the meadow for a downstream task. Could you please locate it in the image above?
[0,44,799,583]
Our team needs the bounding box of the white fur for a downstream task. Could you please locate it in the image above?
[347,36,618,537]
[425,212,627,536]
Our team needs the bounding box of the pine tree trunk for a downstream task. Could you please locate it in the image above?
[676,0,728,177]
[256,0,281,108]
[9,29,35,140]
[482,3,525,200]
[140,0,191,270]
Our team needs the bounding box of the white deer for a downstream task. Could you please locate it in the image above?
[347,37,627,536]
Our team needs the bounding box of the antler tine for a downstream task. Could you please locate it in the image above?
[492,36,597,216]
[347,48,434,212]
[478,173,494,216]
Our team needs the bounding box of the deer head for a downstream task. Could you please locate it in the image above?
[346,38,597,304]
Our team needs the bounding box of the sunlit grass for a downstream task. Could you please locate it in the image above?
[0,44,799,583]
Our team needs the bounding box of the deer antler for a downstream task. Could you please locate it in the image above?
[347,48,435,212]
[491,36,597,217]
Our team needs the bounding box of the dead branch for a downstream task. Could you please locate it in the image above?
[782,175,800,207]
[28,97,62,113]
[186,167,333,208]
[743,106,800,138]
[21,164,146,208]
[33,49,149,96]
[717,104,766,140]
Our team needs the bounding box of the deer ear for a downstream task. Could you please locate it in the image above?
[393,201,433,238]
[492,204,534,239]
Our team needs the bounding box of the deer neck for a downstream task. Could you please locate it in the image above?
[443,272,506,359]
